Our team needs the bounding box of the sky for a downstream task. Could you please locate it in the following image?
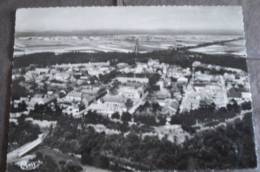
[15,6,244,34]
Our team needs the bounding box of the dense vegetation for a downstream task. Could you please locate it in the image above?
[171,100,241,127]
[43,108,256,171]
[29,101,63,121]
[14,49,248,71]
[8,115,41,152]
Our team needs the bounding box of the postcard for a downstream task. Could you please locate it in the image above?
[7,6,257,171]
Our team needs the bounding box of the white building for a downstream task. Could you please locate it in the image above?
[115,77,149,84]
[117,86,144,100]
[242,92,252,101]
[52,72,70,82]
[62,91,82,103]
[87,97,126,115]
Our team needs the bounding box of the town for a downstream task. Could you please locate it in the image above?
[8,53,254,171]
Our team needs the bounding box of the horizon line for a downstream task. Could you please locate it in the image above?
[16,29,244,37]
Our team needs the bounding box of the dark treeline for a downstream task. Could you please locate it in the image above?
[13,49,248,71]
[195,66,239,75]
[171,103,240,127]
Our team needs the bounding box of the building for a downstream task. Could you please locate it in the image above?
[241,92,252,101]
[27,94,56,110]
[87,96,126,115]
[115,77,149,84]
[61,91,82,103]
[117,85,144,100]
[81,85,107,105]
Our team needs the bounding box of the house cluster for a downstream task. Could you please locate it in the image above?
[11,59,252,121]
[58,85,106,117]
[86,77,148,116]
[116,59,191,117]
[180,71,228,112]
[11,62,113,118]
[179,61,252,112]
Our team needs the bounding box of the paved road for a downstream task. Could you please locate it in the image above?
[7,133,47,163]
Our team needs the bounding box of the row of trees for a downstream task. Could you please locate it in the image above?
[10,100,27,113]
[29,101,63,121]
[171,100,243,128]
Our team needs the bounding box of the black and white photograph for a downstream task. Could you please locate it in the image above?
[7,6,257,171]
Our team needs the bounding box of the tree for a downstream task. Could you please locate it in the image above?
[94,155,110,169]
[152,102,161,112]
[143,101,151,109]
[63,160,83,172]
[149,73,160,86]
[170,115,182,125]
[121,112,132,123]
[11,80,29,100]
[9,115,41,147]
[227,99,240,113]
[111,112,120,119]
[78,103,85,111]
[112,80,120,89]
[84,111,99,124]
[181,124,196,134]
[125,99,134,110]
[18,100,27,112]
[241,101,251,110]
[157,115,167,125]
[134,115,157,126]
[110,80,120,95]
